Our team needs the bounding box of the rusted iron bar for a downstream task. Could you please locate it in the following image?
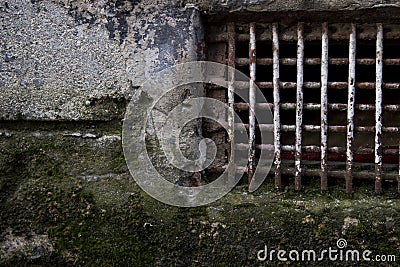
[206,25,400,43]
[358,126,400,133]
[208,165,400,181]
[227,22,236,186]
[234,103,400,112]
[236,58,272,66]
[321,22,329,191]
[384,59,400,65]
[297,169,399,181]
[383,105,400,111]
[346,23,356,194]
[235,143,399,156]
[248,22,256,183]
[295,23,304,191]
[351,104,400,111]
[272,23,282,190]
[290,168,400,181]
[375,23,383,193]
[210,81,400,90]
[227,22,235,144]
[237,123,400,133]
[356,82,400,89]
[235,57,400,66]
[256,82,400,90]
[399,143,400,193]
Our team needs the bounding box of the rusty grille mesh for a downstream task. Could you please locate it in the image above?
[204,22,400,193]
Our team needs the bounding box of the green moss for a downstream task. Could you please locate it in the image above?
[1,122,400,266]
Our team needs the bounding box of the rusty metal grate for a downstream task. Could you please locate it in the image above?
[204,22,400,193]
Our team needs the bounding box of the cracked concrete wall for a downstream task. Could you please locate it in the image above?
[2,0,400,121]
[191,0,400,14]
[0,0,203,121]
[0,0,205,187]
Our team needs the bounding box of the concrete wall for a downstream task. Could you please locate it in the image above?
[194,0,400,13]
[0,0,203,121]
[0,0,204,184]
[2,0,400,119]
[1,0,400,265]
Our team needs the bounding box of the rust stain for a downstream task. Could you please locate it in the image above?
[249,48,256,65]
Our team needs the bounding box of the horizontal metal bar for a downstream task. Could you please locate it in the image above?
[236,58,272,66]
[235,143,399,155]
[207,165,400,181]
[235,58,400,66]
[260,82,400,90]
[286,168,400,181]
[206,29,400,43]
[283,145,345,153]
[208,80,400,90]
[236,123,400,133]
[351,104,400,111]
[234,103,400,111]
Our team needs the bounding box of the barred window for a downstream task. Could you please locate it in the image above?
[204,21,400,193]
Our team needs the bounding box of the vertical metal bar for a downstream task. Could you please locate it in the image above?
[227,23,235,149]
[248,22,256,183]
[272,23,282,190]
[321,22,329,191]
[346,23,356,194]
[295,23,304,191]
[398,143,400,193]
[375,23,383,193]
[227,22,236,186]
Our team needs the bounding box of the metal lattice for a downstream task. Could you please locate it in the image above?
[205,22,400,193]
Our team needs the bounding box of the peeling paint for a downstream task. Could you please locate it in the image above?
[375,23,383,193]
[294,22,304,191]
[248,22,256,182]
[272,23,281,190]
[320,22,328,191]
[345,23,356,194]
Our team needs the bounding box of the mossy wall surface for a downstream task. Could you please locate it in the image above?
[1,124,399,266]
[1,0,400,266]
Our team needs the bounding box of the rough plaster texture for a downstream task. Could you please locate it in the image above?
[0,0,202,120]
[1,0,128,120]
[1,0,400,120]
[0,0,205,183]
[0,0,206,183]
[192,0,400,14]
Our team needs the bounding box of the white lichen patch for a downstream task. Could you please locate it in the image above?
[302,214,315,224]
[0,232,54,262]
[342,216,360,235]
